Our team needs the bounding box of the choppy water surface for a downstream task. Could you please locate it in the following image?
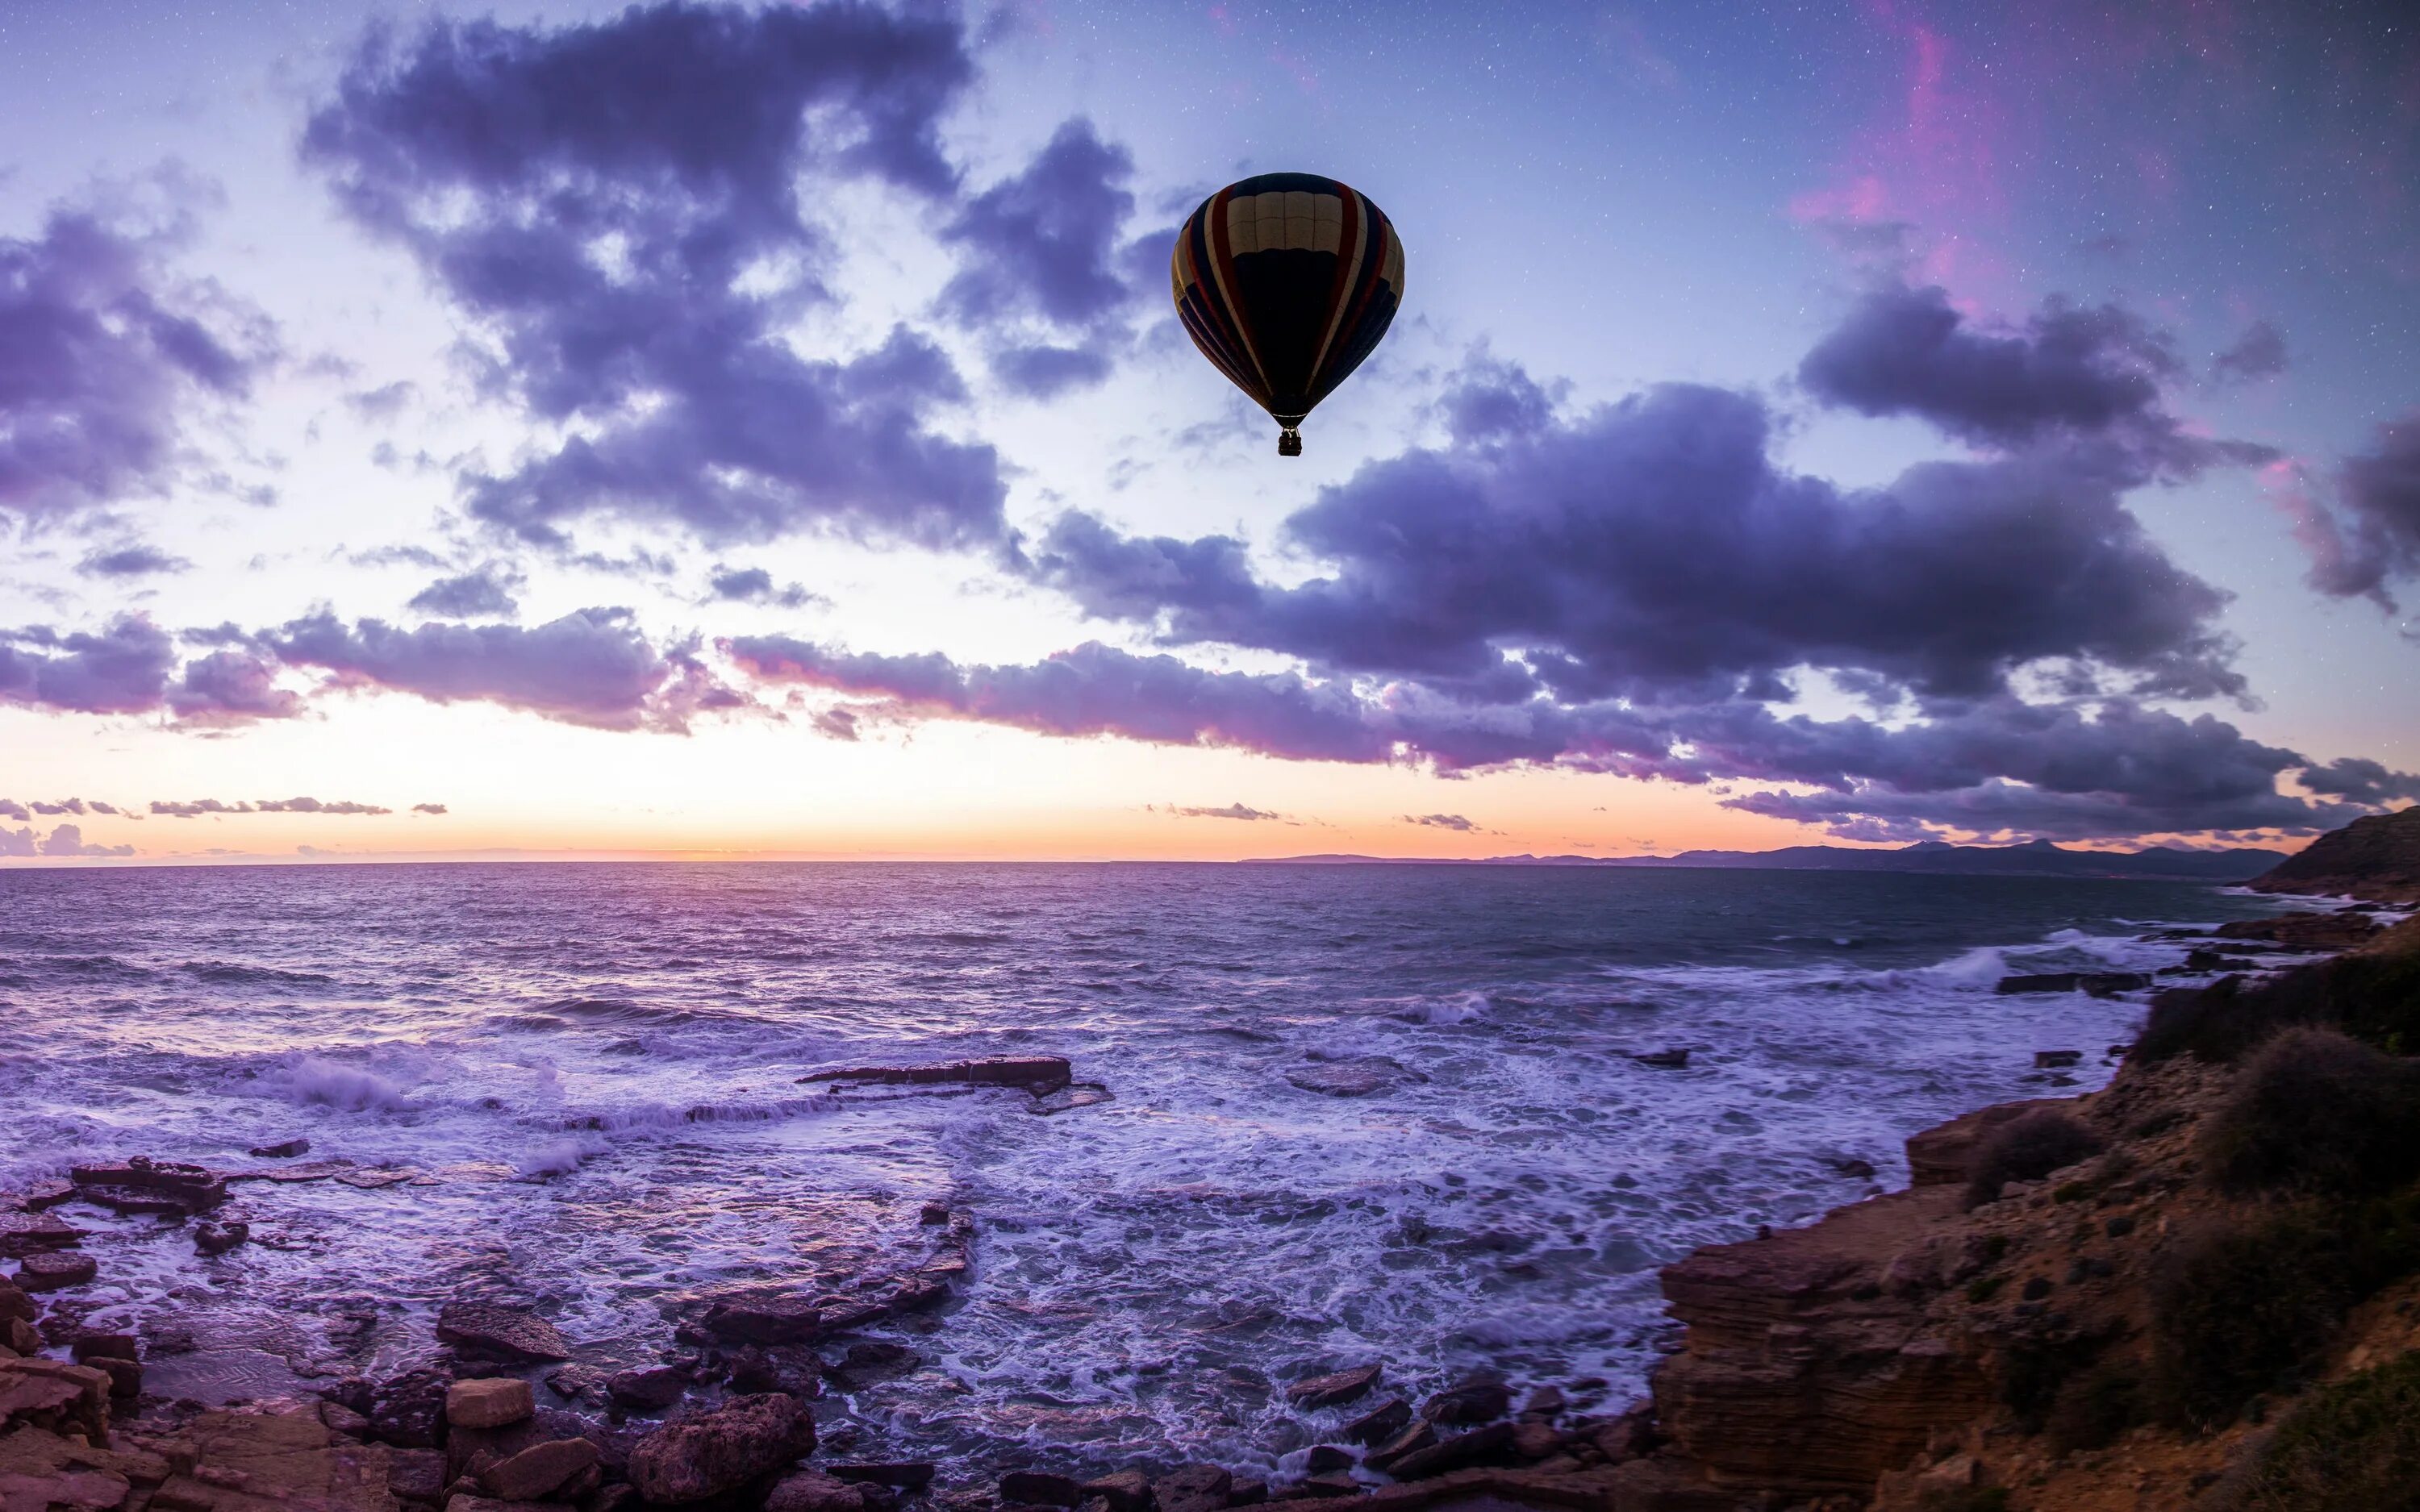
[0,862,2285,1470]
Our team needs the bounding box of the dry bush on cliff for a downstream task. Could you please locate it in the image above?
[2222,1350,2420,1511]
[2147,1208,2350,1430]
[2138,938,2420,1065]
[1962,1109,2103,1210]
[2201,1027,2420,1196]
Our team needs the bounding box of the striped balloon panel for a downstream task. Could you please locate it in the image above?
[1171,173,1404,426]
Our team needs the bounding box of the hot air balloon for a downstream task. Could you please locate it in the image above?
[1170,173,1404,456]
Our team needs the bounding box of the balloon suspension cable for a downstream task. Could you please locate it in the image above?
[1277,426,1303,457]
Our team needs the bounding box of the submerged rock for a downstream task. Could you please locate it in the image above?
[1283,1059,1416,1098]
[1150,1466,1232,1512]
[998,1471,1085,1506]
[828,1464,937,1491]
[798,1057,1073,1091]
[436,1302,570,1362]
[1993,972,2151,997]
[696,1294,824,1346]
[768,1470,877,1512]
[481,1436,598,1500]
[1421,1380,1511,1426]
[249,1138,312,1158]
[194,1220,251,1256]
[1629,1048,1691,1069]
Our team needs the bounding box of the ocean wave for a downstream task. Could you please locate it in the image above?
[258,1056,414,1112]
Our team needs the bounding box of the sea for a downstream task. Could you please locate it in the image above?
[0,861,2293,1475]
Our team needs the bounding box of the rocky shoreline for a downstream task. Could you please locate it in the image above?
[10,819,2419,1512]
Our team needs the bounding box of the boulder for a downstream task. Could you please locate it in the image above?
[999,1472,1084,1507]
[1378,1422,1516,1481]
[1341,1398,1409,1447]
[625,1392,815,1505]
[481,1437,598,1501]
[1150,1466,1232,1512]
[368,1368,454,1449]
[16,1251,98,1291]
[87,1358,142,1399]
[1078,1469,1152,1512]
[436,1303,570,1363]
[1992,972,2151,997]
[607,1366,688,1411]
[0,1358,112,1441]
[798,1057,1072,1091]
[447,1378,535,1430]
[68,1335,137,1364]
[767,1471,872,1512]
[6,1318,44,1356]
[1300,1447,1353,1477]
[0,1210,86,1257]
[1361,1422,1437,1475]
[323,1399,373,1438]
[1286,1364,1382,1410]
[444,1497,572,1512]
[0,1280,35,1323]
[250,1139,312,1158]
[1420,1381,1509,1427]
[2032,1050,2083,1069]
[195,1221,251,1256]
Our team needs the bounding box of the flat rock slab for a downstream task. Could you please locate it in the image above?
[0,1211,87,1257]
[436,1304,570,1363]
[697,1295,825,1345]
[0,1360,114,1439]
[223,1160,357,1184]
[16,1252,99,1291]
[799,1056,1073,1091]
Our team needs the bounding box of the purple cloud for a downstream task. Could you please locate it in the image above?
[166,648,306,728]
[38,823,133,859]
[2284,411,2420,608]
[0,801,26,821]
[411,802,448,814]
[1170,802,1283,821]
[1039,371,2246,705]
[2211,320,2288,384]
[939,119,1144,395]
[707,565,820,610]
[77,543,193,577]
[0,199,276,523]
[408,565,522,619]
[303,2,1003,550]
[262,606,748,733]
[0,616,177,714]
[1404,813,1480,832]
[1798,282,2179,448]
[724,635,1389,762]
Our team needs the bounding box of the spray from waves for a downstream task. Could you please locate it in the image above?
[515,1134,604,1178]
[1393,992,1492,1025]
[557,1093,841,1135]
[257,1055,415,1112]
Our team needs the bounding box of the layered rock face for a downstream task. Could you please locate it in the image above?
[2249,805,2420,902]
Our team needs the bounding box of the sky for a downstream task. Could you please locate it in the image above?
[2,0,2418,865]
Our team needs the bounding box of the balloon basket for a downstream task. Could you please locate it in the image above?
[1278,428,1302,456]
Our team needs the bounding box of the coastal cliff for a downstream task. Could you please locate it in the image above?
[1612,912,2420,1509]
[2247,806,2420,904]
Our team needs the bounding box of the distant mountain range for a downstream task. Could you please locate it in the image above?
[1248,837,2290,881]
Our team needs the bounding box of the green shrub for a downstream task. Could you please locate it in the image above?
[2201,1027,2420,1196]
[1964,1110,2105,1210]
[2147,1209,2349,1431]
[2225,1351,2420,1511]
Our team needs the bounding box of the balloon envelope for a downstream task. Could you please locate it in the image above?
[1170,173,1404,455]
